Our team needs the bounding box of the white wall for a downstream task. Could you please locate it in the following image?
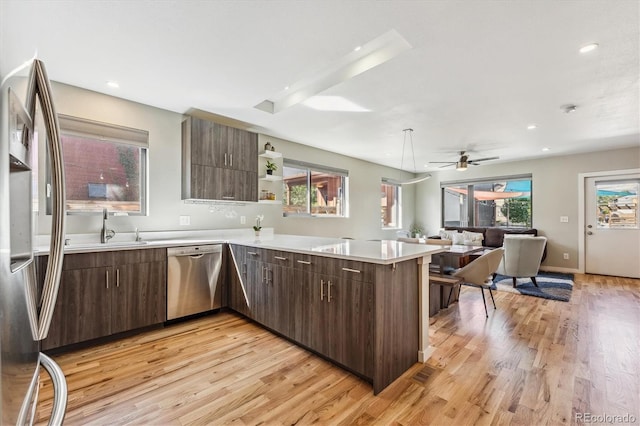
[29,81,415,240]
[415,146,640,270]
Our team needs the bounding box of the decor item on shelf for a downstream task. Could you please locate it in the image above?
[271,145,275,151]
[264,141,272,151]
[410,223,423,238]
[386,128,431,185]
[253,214,264,236]
[265,160,278,175]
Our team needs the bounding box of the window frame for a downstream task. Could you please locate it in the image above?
[46,114,149,216]
[282,158,349,218]
[381,178,402,229]
[440,174,533,228]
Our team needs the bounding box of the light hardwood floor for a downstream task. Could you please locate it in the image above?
[35,273,639,425]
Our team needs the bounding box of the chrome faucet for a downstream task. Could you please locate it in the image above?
[101,208,116,243]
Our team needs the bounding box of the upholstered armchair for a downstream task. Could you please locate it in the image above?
[496,235,547,287]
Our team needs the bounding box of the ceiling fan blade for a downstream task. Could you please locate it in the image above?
[429,161,456,164]
[469,156,499,163]
[438,164,454,169]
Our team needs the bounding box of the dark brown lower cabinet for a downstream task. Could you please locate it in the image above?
[41,248,166,350]
[230,247,373,379]
[229,245,419,395]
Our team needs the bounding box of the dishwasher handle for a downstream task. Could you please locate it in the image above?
[167,244,222,257]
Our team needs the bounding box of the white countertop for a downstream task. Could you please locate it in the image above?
[230,234,446,264]
[35,230,446,265]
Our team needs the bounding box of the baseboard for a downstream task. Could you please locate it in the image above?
[540,266,580,274]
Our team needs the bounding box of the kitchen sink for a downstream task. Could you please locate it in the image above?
[65,241,148,249]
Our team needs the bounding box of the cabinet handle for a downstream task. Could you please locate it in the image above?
[105,270,109,289]
[320,279,325,301]
[242,262,247,276]
[296,260,311,265]
[116,268,120,288]
[224,153,228,166]
[222,196,235,200]
[248,251,258,256]
[327,280,333,303]
[274,256,288,261]
[261,266,266,284]
[342,267,361,274]
[230,154,233,167]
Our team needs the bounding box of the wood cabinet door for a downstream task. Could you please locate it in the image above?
[228,127,258,173]
[325,277,373,378]
[244,257,265,321]
[265,264,293,336]
[228,245,249,316]
[112,260,167,334]
[191,166,257,202]
[42,266,112,350]
[187,117,219,167]
[291,268,314,347]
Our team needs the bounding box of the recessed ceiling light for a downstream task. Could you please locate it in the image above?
[106,80,119,88]
[579,43,599,53]
[284,86,290,90]
[562,104,578,114]
[302,96,369,112]
[542,147,550,152]
[527,124,537,130]
[354,46,362,52]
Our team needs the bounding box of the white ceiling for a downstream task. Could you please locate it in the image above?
[1,0,638,172]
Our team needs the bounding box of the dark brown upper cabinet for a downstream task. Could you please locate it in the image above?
[182,116,258,201]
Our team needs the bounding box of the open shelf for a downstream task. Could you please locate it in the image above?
[259,174,282,181]
[258,150,282,159]
[258,199,281,204]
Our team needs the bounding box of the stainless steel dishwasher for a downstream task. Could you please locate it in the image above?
[166,244,223,320]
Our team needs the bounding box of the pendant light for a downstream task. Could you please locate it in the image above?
[385,128,431,185]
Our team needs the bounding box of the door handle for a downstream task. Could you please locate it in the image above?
[230,154,233,167]
[106,269,109,289]
[116,268,120,287]
[224,153,228,166]
[327,281,333,303]
[30,60,67,341]
[320,279,325,301]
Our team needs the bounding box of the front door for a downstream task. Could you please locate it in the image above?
[585,175,640,278]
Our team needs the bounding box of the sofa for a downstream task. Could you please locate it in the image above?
[428,226,546,261]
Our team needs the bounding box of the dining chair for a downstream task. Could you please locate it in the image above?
[451,248,504,317]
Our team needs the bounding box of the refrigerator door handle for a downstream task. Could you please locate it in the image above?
[24,60,66,341]
[40,353,68,426]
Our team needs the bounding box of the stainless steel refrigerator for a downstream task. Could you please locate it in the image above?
[1,59,67,425]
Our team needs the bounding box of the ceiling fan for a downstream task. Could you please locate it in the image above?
[429,151,499,171]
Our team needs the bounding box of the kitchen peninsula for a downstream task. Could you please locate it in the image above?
[227,234,446,394]
[37,232,446,395]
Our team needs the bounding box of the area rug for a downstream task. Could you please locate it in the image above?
[490,272,574,302]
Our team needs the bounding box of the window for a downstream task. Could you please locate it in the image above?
[595,180,638,229]
[282,159,348,217]
[442,175,532,228]
[48,115,148,215]
[381,179,401,228]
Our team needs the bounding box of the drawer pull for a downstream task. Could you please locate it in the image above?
[296,260,311,265]
[327,280,333,303]
[248,251,258,256]
[105,270,109,289]
[274,256,288,261]
[342,267,361,273]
